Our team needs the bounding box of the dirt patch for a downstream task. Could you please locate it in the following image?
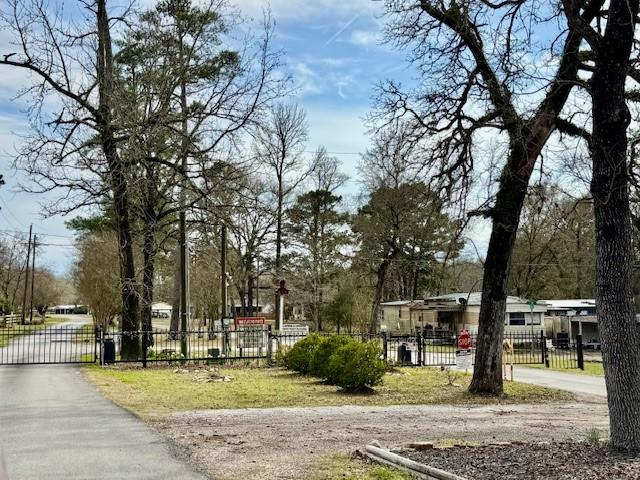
[153,400,608,480]
[401,442,640,480]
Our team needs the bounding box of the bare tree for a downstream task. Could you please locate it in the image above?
[377,1,602,394]
[0,234,28,313]
[120,1,284,337]
[578,0,640,451]
[286,148,350,331]
[226,178,276,317]
[0,0,142,357]
[254,103,310,281]
[74,231,122,330]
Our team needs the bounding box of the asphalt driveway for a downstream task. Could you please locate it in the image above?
[0,318,206,480]
[513,366,606,397]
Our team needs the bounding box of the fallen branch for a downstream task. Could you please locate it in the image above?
[363,444,469,480]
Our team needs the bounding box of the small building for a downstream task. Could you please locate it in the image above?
[378,300,415,332]
[151,302,173,318]
[48,305,88,315]
[379,292,547,334]
[543,299,598,346]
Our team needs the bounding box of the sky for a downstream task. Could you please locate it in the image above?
[0,0,491,276]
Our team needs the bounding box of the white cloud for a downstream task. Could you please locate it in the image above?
[349,29,379,47]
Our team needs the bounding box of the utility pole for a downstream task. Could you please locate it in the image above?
[256,257,260,317]
[21,225,32,325]
[220,224,227,320]
[179,68,189,358]
[29,235,36,323]
[180,210,188,357]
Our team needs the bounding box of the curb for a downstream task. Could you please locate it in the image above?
[362,444,469,480]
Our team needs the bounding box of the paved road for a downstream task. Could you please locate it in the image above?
[513,366,607,397]
[0,318,206,480]
[0,315,94,365]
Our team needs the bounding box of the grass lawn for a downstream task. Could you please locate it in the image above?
[83,365,573,418]
[527,361,604,376]
[310,454,410,480]
[0,316,68,347]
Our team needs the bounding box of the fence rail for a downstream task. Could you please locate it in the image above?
[0,314,21,327]
[97,329,564,368]
[0,323,583,370]
[0,325,97,365]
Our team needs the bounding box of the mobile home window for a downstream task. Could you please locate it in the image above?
[531,313,541,325]
[509,312,526,326]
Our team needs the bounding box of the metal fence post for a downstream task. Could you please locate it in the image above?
[267,331,273,365]
[416,329,423,366]
[98,326,104,366]
[142,330,148,368]
[94,326,99,364]
[382,332,388,362]
[541,331,549,368]
[576,334,584,370]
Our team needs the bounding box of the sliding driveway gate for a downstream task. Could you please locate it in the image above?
[0,323,97,365]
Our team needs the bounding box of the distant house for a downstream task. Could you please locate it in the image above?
[151,302,173,318]
[543,299,598,345]
[48,305,88,315]
[379,292,547,334]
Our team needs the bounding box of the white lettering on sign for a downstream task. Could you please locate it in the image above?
[281,324,309,336]
[238,326,267,349]
[456,349,473,371]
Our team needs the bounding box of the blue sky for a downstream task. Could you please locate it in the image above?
[0,0,488,275]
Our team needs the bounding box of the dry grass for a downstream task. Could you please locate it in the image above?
[83,365,573,418]
[309,454,411,480]
[526,362,604,376]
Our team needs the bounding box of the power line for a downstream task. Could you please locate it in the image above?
[0,197,27,228]
[304,150,362,156]
[0,228,75,239]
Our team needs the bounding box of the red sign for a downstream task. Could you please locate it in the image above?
[458,329,472,350]
[236,317,266,326]
[276,279,289,296]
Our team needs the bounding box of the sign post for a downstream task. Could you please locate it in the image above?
[456,328,473,373]
[236,317,267,356]
[275,280,289,332]
[527,298,537,337]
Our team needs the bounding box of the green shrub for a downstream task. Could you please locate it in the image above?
[284,334,323,374]
[309,335,353,380]
[327,340,387,391]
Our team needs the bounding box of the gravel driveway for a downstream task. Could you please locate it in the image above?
[155,398,609,480]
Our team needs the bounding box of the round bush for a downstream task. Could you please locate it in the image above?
[327,340,387,391]
[284,334,323,374]
[309,335,353,380]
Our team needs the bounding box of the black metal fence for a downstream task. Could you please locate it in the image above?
[0,322,584,371]
[0,324,97,365]
[545,334,582,369]
[268,330,584,370]
[101,328,272,365]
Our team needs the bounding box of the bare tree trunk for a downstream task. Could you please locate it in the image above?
[141,222,156,346]
[591,0,640,451]
[469,148,533,394]
[274,182,283,324]
[247,275,254,316]
[318,286,323,332]
[369,257,393,334]
[170,254,180,333]
[97,0,139,359]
